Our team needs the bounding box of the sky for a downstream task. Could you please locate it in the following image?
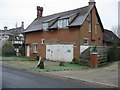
[0,0,119,31]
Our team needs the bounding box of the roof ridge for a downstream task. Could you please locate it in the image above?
[43,5,91,18]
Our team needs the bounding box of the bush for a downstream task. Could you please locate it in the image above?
[2,41,16,56]
[107,46,117,62]
[19,44,25,56]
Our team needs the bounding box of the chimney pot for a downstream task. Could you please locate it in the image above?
[37,6,43,18]
[21,21,24,28]
[89,0,96,5]
[4,26,7,30]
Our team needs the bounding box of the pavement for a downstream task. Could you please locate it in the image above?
[45,61,119,88]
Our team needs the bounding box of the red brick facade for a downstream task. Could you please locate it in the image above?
[25,5,104,62]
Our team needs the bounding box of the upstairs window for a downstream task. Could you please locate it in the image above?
[33,43,38,53]
[89,22,92,32]
[86,13,92,32]
[58,19,68,28]
[43,23,48,30]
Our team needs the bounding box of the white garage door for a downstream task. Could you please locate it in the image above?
[46,44,74,62]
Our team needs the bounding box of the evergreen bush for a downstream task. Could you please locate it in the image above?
[2,41,16,56]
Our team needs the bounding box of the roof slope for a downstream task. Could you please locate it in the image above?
[25,5,94,33]
[104,29,120,44]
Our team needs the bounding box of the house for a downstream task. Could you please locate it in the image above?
[104,29,120,46]
[25,0,104,63]
[0,22,25,56]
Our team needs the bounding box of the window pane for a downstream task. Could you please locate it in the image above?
[43,23,48,30]
[89,22,91,32]
[33,44,38,53]
[58,19,68,28]
[84,38,89,45]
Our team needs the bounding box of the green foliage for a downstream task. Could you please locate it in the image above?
[2,41,16,56]
[1,56,36,61]
[107,46,118,62]
[91,46,97,53]
[19,44,25,56]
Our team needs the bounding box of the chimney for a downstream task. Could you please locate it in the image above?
[4,26,7,30]
[89,0,96,5]
[21,21,24,28]
[37,6,43,18]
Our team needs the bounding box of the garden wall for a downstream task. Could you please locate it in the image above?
[80,46,120,66]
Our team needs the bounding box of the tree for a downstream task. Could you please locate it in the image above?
[112,26,120,38]
[117,25,120,38]
[2,41,16,56]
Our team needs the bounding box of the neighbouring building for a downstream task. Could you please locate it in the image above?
[25,0,104,62]
[0,22,25,56]
[104,29,120,46]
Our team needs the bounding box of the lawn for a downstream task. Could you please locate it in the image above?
[1,56,36,61]
[2,56,91,72]
[3,60,91,72]
[43,63,91,71]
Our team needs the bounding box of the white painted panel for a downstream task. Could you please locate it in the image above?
[64,45,74,62]
[80,45,90,54]
[46,44,73,62]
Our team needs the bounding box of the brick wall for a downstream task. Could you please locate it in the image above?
[25,7,104,62]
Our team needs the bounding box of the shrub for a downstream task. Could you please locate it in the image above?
[19,44,25,56]
[2,41,16,56]
[107,46,117,62]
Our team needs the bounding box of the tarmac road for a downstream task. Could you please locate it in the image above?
[2,66,93,88]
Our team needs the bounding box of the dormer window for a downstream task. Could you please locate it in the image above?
[58,19,68,28]
[43,23,48,30]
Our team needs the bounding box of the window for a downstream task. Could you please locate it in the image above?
[58,19,68,28]
[89,22,92,32]
[33,43,38,53]
[43,23,48,30]
[87,13,92,32]
[84,38,89,45]
[41,39,44,45]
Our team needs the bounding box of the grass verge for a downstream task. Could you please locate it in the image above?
[2,60,91,72]
[1,56,36,61]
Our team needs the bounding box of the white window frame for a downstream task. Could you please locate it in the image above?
[89,22,92,32]
[41,39,45,45]
[58,19,68,28]
[33,43,38,53]
[83,38,89,45]
[43,23,48,30]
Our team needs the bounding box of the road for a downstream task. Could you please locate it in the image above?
[2,66,94,88]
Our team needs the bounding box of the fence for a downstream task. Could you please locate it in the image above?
[80,46,120,66]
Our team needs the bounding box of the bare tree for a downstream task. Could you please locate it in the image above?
[118,1,120,38]
[117,25,120,38]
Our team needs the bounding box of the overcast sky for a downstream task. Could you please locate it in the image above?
[0,0,119,31]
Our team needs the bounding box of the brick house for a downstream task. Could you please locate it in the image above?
[25,0,104,62]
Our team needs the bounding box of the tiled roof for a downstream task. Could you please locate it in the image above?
[25,5,94,33]
[104,29,120,44]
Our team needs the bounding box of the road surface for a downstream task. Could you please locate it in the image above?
[2,66,93,88]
